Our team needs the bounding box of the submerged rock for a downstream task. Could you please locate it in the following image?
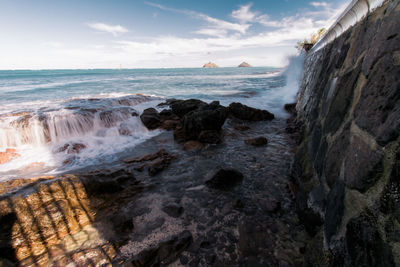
[228,102,274,121]
[245,136,268,146]
[205,168,244,190]
[130,230,193,266]
[0,148,20,164]
[162,202,184,218]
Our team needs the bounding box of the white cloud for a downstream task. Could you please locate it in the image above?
[0,1,351,69]
[145,1,250,36]
[231,3,257,23]
[87,22,129,36]
[310,2,329,7]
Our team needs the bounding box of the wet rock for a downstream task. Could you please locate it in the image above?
[234,125,250,131]
[0,148,20,164]
[160,119,180,130]
[284,103,297,114]
[228,102,274,121]
[157,98,180,108]
[148,154,176,176]
[162,202,184,218]
[20,162,45,174]
[171,99,207,117]
[183,140,204,151]
[205,168,244,190]
[140,108,161,130]
[118,122,132,135]
[57,143,86,154]
[198,130,222,144]
[131,230,193,266]
[183,101,228,141]
[245,136,268,146]
[10,114,32,128]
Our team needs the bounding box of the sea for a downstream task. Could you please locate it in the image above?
[0,55,304,180]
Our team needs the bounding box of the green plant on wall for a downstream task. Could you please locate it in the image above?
[296,28,326,51]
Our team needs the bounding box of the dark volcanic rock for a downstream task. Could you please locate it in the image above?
[346,212,395,267]
[344,136,384,192]
[123,149,177,176]
[140,108,161,130]
[244,136,268,146]
[198,130,222,144]
[171,99,207,117]
[162,202,184,218]
[131,230,193,266]
[228,102,274,121]
[324,181,345,243]
[183,101,228,141]
[205,168,244,190]
[284,103,297,114]
[355,54,400,146]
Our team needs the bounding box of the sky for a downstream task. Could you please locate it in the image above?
[0,0,350,69]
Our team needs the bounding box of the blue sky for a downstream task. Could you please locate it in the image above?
[0,0,350,69]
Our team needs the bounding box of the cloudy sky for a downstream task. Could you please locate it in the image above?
[0,0,350,69]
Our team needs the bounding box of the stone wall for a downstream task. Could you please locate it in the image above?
[293,0,400,265]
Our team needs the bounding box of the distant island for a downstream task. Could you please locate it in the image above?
[203,62,218,68]
[238,62,252,67]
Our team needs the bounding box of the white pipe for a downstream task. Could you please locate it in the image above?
[311,0,386,52]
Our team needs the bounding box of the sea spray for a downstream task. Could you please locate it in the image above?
[0,95,162,178]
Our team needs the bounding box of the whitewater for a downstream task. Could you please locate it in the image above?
[0,55,303,179]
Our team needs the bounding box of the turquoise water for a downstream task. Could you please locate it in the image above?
[0,62,303,179]
[0,67,286,113]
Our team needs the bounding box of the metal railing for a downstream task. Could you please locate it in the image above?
[311,0,386,52]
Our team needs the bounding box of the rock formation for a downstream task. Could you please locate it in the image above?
[238,62,252,67]
[292,0,400,265]
[202,62,218,68]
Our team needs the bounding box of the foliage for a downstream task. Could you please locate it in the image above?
[296,28,326,51]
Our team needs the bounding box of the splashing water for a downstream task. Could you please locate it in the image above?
[0,63,305,179]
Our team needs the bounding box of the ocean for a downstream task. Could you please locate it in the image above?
[0,56,303,179]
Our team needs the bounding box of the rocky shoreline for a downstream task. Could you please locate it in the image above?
[0,99,307,266]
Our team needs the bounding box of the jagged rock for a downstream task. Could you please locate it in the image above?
[203,62,218,68]
[244,136,268,146]
[205,168,244,190]
[171,99,207,118]
[228,102,274,121]
[238,62,252,67]
[183,101,228,140]
[140,108,161,130]
[131,230,193,266]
